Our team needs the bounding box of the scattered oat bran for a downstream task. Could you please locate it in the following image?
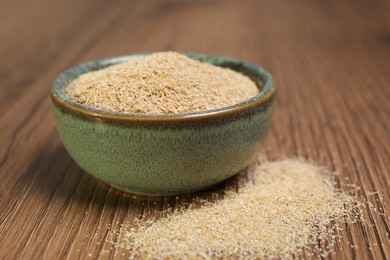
[65,52,259,114]
[102,159,361,259]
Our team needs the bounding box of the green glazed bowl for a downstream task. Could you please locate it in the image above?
[51,53,275,196]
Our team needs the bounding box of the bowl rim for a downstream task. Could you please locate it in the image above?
[51,52,275,124]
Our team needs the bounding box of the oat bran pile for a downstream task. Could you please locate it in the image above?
[103,159,360,259]
[65,52,259,114]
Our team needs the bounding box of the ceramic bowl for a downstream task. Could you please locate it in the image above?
[51,53,275,196]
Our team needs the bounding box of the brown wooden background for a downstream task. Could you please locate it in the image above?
[1,0,389,259]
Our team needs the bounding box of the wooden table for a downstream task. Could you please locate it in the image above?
[1,0,389,259]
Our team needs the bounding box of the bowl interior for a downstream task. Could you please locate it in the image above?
[51,53,275,120]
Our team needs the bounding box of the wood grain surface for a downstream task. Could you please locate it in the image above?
[1,0,389,259]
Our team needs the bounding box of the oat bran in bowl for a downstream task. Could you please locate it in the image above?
[51,52,275,195]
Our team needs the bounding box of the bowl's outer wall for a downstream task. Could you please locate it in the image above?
[53,102,273,195]
[51,53,274,195]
